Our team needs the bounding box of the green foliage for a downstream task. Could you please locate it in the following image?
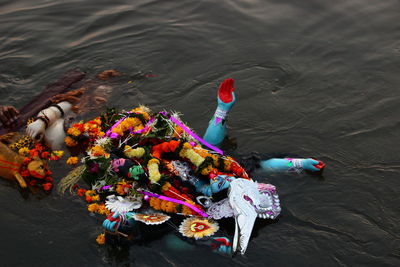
[81,156,113,185]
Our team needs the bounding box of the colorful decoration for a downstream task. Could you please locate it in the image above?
[179,217,219,240]
[58,106,282,255]
[133,213,170,225]
[105,195,142,213]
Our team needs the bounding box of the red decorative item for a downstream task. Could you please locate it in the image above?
[313,159,325,170]
[218,78,234,103]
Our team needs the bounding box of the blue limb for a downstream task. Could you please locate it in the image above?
[260,158,321,172]
[203,94,236,146]
[203,78,236,146]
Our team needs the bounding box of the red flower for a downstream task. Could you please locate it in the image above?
[86,196,93,203]
[41,152,50,159]
[45,177,53,182]
[29,180,37,186]
[43,183,52,191]
[35,143,44,151]
[77,188,87,197]
[30,150,39,158]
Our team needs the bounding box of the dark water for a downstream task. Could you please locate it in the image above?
[1,0,400,266]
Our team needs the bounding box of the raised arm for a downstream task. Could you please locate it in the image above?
[203,78,235,146]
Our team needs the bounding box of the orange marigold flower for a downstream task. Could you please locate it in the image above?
[67,127,81,136]
[88,203,99,213]
[91,146,106,157]
[116,185,126,195]
[161,182,172,192]
[96,233,106,245]
[65,136,78,147]
[66,157,79,165]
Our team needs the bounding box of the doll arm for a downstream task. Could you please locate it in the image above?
[260,158,325,172]
[203,79,236,146]
[26,101,71,140]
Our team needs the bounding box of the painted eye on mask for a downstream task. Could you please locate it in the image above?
[243,194,254,205]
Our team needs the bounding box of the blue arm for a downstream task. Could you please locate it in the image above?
[260,158,322,172]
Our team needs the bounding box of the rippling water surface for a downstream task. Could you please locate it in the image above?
[1,0,400,266]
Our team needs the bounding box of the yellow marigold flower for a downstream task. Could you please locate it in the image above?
[88,203,99,213]
[66,156,79,165]
[148,159,161,183]
[124,145,145,158]
[131,106,150,120]
[96,233,106,245]
[92,195,100,202]
[148,158,160,165]
[18,147,30,156]
[98,131,105,137]
[65,136,78,147]
[53,150,65,157]
[180,148,204,167]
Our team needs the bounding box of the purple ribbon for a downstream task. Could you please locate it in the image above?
[160,111,223,155]
[106,116,127,138]
[138,189,209,218]
[100,185,113,191]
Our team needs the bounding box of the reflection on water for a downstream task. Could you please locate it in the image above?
[1,0,400,266]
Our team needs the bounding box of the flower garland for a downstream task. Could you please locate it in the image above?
[65,118,104,148]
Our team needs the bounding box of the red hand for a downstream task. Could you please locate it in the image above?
[313,159,325,170]
[218,78,234,103]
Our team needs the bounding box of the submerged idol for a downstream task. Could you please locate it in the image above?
[23,76,324,255]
